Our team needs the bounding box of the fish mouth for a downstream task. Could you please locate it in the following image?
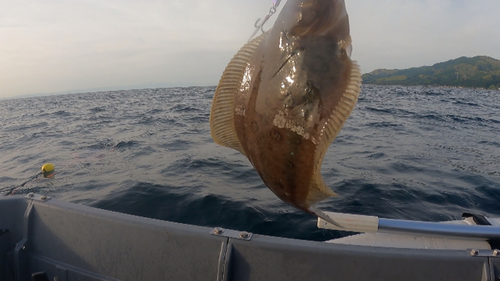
[288,0,350,38]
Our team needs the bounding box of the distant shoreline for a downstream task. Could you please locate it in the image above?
[361,83,500,91]
[362,56,500,90]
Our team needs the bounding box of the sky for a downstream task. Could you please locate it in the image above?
[1,0,500,99]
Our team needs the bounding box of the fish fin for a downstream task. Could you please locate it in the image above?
[306,61,362,206]
[317,61,362,157]
[308,206,344,228]
[210,33,267,154]
[305,177,338,206]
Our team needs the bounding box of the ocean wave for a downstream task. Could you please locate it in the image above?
[1,85,499,241]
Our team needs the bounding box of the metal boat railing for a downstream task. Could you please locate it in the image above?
[318,211,500,240]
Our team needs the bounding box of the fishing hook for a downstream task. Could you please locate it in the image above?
[248,0,282,41]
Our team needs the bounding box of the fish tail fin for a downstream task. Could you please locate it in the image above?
[308,206,344,229]
[305,175,338,207]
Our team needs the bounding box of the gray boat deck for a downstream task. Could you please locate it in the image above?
[0,195,499,280]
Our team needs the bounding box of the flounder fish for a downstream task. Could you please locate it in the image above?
[210,0,361,225]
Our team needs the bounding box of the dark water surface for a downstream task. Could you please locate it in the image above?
[1,85,499,241]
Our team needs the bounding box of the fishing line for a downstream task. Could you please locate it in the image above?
[3,172,42,196]
[2,163,55,196]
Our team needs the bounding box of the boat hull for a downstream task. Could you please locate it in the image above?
[0,195,497,281]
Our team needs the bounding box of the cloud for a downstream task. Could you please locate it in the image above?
[348,0,500,72]
[0,0,277,97]
[1,0,499,98]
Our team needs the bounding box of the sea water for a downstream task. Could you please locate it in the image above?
[0,85,499,241]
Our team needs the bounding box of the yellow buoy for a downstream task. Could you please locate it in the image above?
[41,163,55,178]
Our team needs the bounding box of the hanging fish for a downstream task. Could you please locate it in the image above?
[210,0,361,226]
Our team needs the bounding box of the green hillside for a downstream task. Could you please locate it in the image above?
[362,56,500,90]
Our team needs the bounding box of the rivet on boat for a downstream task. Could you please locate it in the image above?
[214,227,224,235]
[239,231,250,239]
[493,249,500,256]
[470,249,478,256]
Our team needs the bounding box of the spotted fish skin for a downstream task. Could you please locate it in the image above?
[210,0,361,216]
